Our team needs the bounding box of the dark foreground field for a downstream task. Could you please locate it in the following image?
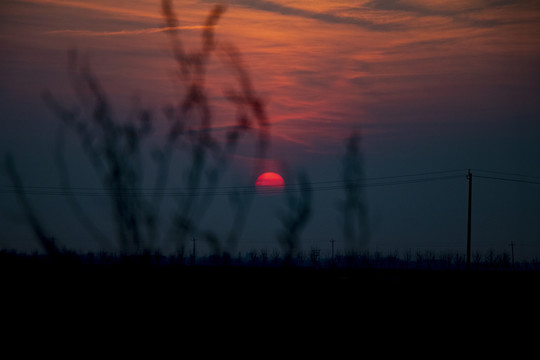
[3,252,540,325]
[3,251,539,295]
[4,253,537,339]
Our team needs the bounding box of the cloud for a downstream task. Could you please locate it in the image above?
[22,0,162,20]
[224,0,403,31]
[366,0,540,28]
[366,0,509,16]
[44,25,208,37]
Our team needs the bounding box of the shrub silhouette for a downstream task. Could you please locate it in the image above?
[341,132,370,251]
[9,1,272,255]
[277,171,312,260]
[3,1,376,262]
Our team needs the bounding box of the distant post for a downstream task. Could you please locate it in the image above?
[467,169,472,270]
[330,239,336,267]
[192,236,197,265]
[509,241,515,269]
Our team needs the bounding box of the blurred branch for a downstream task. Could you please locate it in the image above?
[162,0,271,254]
[341,132,370,250]
[28,1,275,257]
[53,123,112,249]
[4,154,58,255]
[278,172,312,259]
[220,44,270,176]
[44,50,156,253]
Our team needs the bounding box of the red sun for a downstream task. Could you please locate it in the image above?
[255,172,285,193]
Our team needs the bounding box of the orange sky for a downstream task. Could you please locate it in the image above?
[3,0,539,158]
[2,0,540,181]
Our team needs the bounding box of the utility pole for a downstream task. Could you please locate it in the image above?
[509,241,515,269]
[467,169,472,271]
[192,236,197,265]
[330,239,335,263]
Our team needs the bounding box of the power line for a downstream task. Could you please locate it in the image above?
[287,169,466,185]
[0,174,464,197]
[472,168,540,180]
[475,175,540,185]
[1,168,538,197]
[0,169,466,191]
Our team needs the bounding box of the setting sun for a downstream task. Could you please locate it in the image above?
[255,172,285,193]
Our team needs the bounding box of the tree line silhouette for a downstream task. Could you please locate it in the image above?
[2,247,538,273]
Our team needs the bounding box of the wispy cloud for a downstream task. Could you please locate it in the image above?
[366,0,540,28]
[225,0,403,31]
[366,0,513,16]
[22,0,162,20]
[44,25,209,37]
[225,0,540,33]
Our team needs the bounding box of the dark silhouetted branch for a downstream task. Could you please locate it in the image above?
[4,154,58,255]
